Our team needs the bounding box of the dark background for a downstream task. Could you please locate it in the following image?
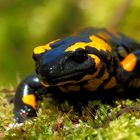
[0,0,140,86]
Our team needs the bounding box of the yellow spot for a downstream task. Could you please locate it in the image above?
[98,31,111,40]
[129,79,140,88]
[65,42,87,52]
[84,68,109,91]
[41,81,50,87]
[56,80,77,86]
[42,80,78,87]
[22,94,36,109]
[55,66,100,86]
[51,66,101,86]
[88,54,100,67]
[65,35,112,53]
[70,31,78,36]
[67,85,80,91]
[89,35,112,52]
[120,53,137,72]
[59,86,68,93]
[100,69,109,81]
[84,78,103,91]
[81,65,101,81]
[117,46,128,58]
[34,45,51,54]
[107,28,121,39]
[104,77,117,89]
[33,39,60,54]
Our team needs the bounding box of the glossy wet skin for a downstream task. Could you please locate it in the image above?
[14,28,140,123]
[36,49,101,85]
[33,34,110,86]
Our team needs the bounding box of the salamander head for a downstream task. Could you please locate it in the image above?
[33,35,111,85]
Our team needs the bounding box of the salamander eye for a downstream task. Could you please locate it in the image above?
[71,49,88,63]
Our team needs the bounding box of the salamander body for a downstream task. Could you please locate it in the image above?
[14,28,140,123]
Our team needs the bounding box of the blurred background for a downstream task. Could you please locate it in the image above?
[0,0,140,86]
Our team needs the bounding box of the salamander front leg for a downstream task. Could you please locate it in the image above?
[14,74,42,123]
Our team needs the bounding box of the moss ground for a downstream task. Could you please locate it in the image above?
[1,87,140,140]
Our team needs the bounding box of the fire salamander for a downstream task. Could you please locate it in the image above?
[14,28,140,123]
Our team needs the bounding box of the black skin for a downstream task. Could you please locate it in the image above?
[14,28,140,123]
[14,74,40,123]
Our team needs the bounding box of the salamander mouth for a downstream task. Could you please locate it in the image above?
[52,72,84,84]
[42,67,96,85]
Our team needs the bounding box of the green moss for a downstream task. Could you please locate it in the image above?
[1,89,140,139]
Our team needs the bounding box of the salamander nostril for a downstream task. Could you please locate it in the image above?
[71,49,88,63]
[49,65,63,75]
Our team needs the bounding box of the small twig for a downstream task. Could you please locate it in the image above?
[109,0,132,29]
[0,88,15,93]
